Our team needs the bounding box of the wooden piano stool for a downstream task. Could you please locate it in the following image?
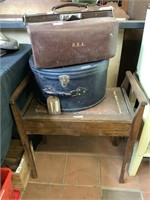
[10,71,147,183]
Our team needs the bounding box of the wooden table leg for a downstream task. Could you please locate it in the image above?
[17,128,38,178]
[119,137,131,183]
[10,104,38,178]
[119,103,146,183]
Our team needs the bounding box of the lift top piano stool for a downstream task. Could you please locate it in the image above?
[10,71,147,183]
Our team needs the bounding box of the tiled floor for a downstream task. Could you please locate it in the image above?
[22,136,150,200]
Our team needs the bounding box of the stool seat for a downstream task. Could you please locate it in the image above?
[10,71,147,183]
[23,88,132,137]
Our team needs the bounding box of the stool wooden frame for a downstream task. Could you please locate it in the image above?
[10,71,147,183]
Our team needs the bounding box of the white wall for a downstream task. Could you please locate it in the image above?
[107,29,124,87]
[137,8,150,99]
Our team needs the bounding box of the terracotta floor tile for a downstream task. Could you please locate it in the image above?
[36,136,126,157]
[137,160,150,192]
[69,136,100,153]
[65,155,100,186]
[29,153,66,184]
[68,136,126,156]
[96,137,126,157]
[22,183,62,200]
[142,193,150,200]
[101,157,139,189]
[36,135,70,152]
[63,186,101,200]
[69,136,97,153]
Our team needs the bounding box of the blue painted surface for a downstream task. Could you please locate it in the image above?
[29,56,109,111]
[0,44,32,163]
[0,21,25,29]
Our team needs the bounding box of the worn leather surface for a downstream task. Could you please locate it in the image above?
[27,17,118,68]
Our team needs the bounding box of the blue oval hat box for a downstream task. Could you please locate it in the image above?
[29,56,109,112]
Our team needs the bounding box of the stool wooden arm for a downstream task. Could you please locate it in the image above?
[9,71,147,183]
[119,71,147,182]
[121,71,147,107]
[112,71,147,147]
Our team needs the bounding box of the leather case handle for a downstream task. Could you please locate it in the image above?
[51,2,89,13]
[43,86,87,97]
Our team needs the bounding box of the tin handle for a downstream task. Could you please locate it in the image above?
[43,87,87,97]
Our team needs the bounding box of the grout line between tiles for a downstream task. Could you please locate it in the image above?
[140,192,144,200]
[68,152,100,156]
[27,181,102,188]
[27,181,142,192]
[98,155,101,186]
[60,186,64,200]
[35,151,99,156]
[35,151,124,159]
[99,155,123,159]
[27,180,147,192]
[98,156,102,200]
[99,156,102,200]
[61,153,68,200]
[62,154,68,184]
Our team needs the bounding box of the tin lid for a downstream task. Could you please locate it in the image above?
[29,55,109,78]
